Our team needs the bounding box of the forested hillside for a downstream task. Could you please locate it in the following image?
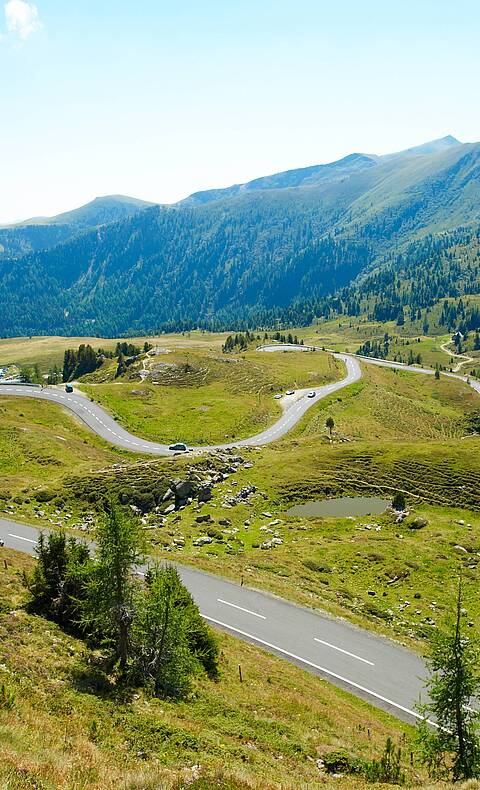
[335,226,480,326]
[0,195,154,259]
[1,137,480,336]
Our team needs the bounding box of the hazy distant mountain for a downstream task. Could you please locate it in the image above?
[0,195,155,259]
[181,152,379,206]
[1,136,479,336]
[381,135,462,160]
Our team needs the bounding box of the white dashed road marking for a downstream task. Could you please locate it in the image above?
[217,599,266,619]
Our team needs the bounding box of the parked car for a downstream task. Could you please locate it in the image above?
[169,442,188,452]
[274,393,283,400]
[0,538,4,547]
[307,391,316,398]
[285,390,295,396]
[65,384,74,393]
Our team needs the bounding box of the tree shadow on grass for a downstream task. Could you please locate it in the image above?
[69,655,138,704]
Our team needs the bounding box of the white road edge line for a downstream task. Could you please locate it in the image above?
[7,533,36,544]
[217,599,266,619]
[314,637,375,666]
[201,614,427,722]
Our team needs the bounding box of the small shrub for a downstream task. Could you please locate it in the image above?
[302,559,332,573]
[321,748,363,774]
[0,683,15,710]
[35,489,55,503]
[363,738,406,784]
[392,491,406,511]
[364,600,393,621]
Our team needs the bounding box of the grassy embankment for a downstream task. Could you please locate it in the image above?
[0,549,419,790]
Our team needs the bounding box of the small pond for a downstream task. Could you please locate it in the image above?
[286,496,391,518]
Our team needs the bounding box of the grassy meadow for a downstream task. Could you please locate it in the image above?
[80,348,341,444]
[0,331,230,373]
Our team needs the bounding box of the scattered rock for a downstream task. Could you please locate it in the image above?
[193,536,213,546]
[408,517,428,530]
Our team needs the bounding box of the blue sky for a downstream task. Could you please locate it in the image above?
[1,0,479,223]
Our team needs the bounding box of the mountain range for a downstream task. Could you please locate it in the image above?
[1,135,479,336]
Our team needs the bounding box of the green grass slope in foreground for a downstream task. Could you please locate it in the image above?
[80,349,341,445]
[0,549,419,790]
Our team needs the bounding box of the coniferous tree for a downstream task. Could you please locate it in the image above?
[131,565,199,698]
[415,579,480,781]
[86,501,145,670]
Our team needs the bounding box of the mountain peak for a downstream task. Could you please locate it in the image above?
[384,135,462,160]
[5,195,154,229]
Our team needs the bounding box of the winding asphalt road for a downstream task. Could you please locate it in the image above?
[0,352,361,455]
[1,516,429,724]
[1,347,477,456]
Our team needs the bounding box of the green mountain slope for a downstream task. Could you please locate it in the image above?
[0,137,479,336]
[0,195,155,259]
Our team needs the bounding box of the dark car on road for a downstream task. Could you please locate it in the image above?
[169,442,188,452]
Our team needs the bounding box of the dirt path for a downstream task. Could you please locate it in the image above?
[440,341,474,372]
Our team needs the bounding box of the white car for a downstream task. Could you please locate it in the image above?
[307,391,316,398]
[274,394,283,400]
[285,390,295,396]
[0,538,4,547]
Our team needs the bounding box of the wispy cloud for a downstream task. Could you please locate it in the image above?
[4,0,42,40]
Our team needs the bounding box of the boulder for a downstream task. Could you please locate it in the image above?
[193,536,213,546]
[198,485,213,503]
[172,479,195,499]
[408,517,428,530]
[195,514,212,523]
[162,488,174,502]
